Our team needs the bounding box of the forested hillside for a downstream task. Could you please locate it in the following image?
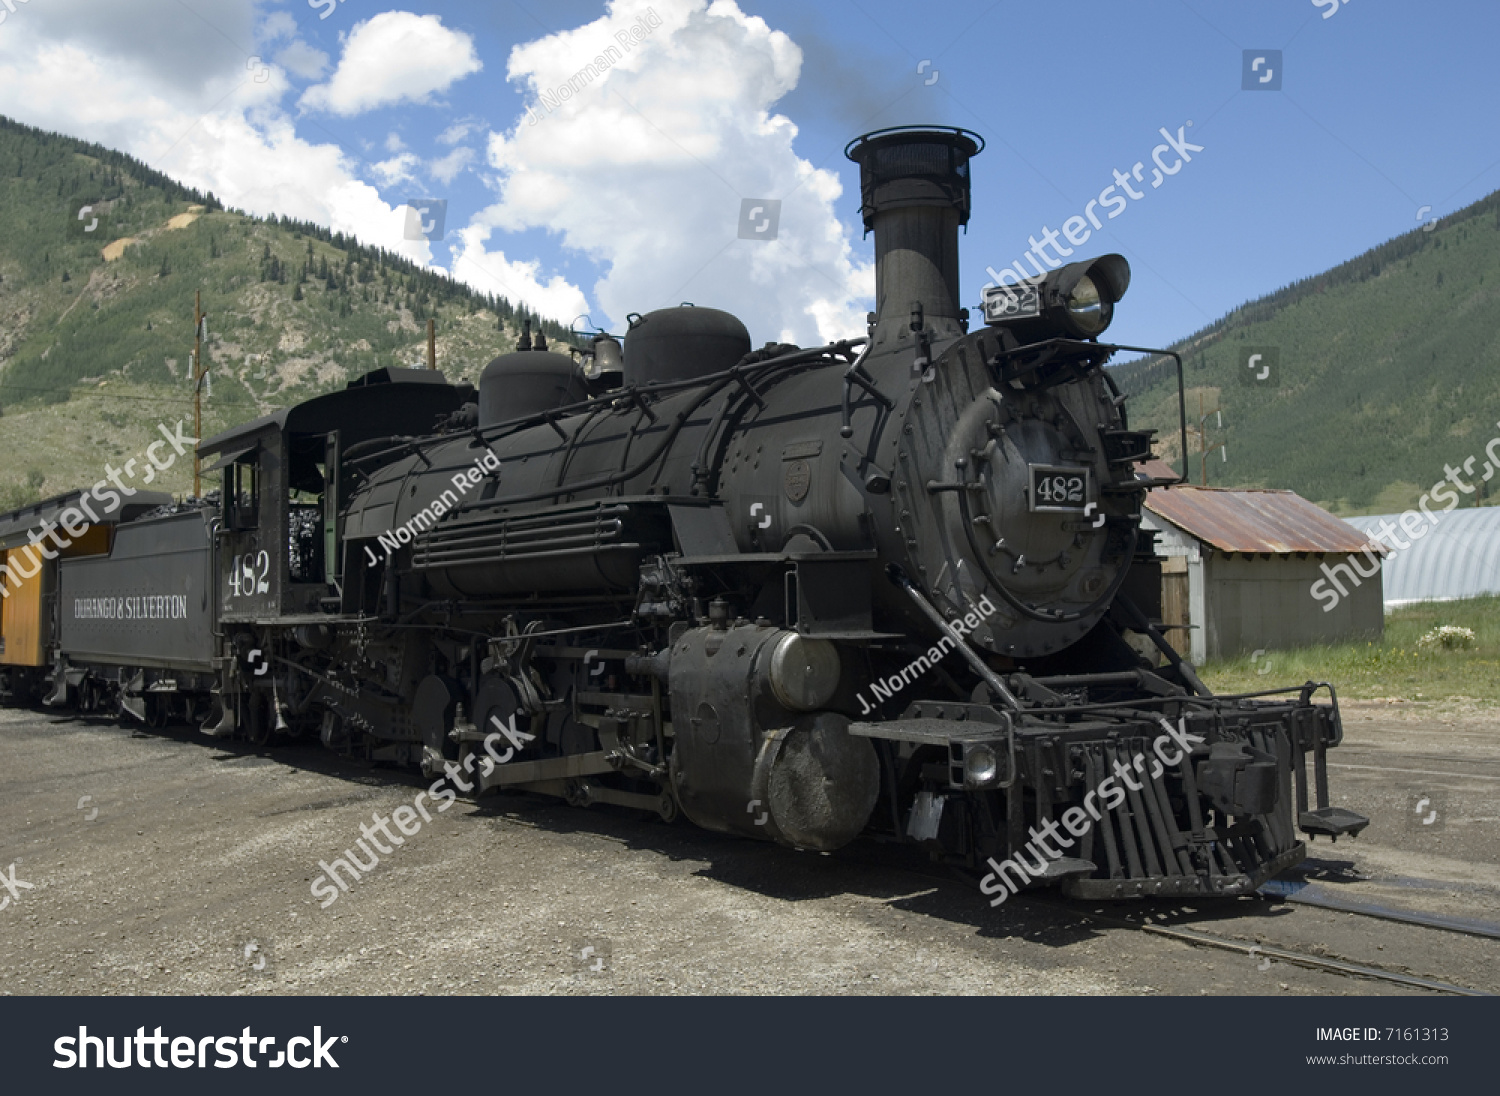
[1112,188,1500,515]
[4,115,1497,520]
[0,116,574,511]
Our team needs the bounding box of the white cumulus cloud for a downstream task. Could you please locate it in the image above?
[452,225,590,325]
[438,119,481,145]
[430,146,476,184]
[299,12,482,117]
[0,7,433,268]
[275,40,330,80]
[372,152,422,187]
[484,0,872,344]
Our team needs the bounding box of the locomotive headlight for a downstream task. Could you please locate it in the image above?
[981,253,1130,343]
[767,633,842,711]
[1065,275,1108,336]
[963,743,1000,789]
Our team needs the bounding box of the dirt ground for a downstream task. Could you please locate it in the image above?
[0,698,1495,996]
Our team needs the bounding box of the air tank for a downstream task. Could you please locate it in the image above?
[622,304,751,386]
[477,324,587,428]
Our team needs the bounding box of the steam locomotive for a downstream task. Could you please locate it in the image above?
[0,127,1368,901]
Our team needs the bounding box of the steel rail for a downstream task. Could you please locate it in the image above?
[1261,882,1500,941]
[929,865,1498,996]
[1135,922,1490,996]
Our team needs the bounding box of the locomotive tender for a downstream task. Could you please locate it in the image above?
[2,127,1369,902]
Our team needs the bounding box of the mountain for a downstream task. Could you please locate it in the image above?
[5,115,1497,521]
[0,115,575,513]
[1110,188,1500,515]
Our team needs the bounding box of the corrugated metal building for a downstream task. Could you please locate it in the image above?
[1344,506,1500,606]
[1141,486,1385,663]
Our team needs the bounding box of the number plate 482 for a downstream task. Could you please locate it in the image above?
[228,550,271,598]
[1028,465,1091,513]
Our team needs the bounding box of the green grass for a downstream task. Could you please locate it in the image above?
[1201,596,1500,701]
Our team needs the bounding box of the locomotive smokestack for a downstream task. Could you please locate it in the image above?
[845,127,983,345]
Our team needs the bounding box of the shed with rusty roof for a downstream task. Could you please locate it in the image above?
[1140,485,1384,663]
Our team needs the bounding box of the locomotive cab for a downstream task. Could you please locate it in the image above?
[199,367,466,622]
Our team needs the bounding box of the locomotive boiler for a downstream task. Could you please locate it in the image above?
[87,126,1368,902]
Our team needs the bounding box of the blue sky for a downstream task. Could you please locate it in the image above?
[0,0,1495,349]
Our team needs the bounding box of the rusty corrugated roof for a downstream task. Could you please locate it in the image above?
[1135,458,1182,482]
[1144,486,1382,554]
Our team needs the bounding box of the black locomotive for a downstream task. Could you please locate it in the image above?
[2,128,1368,902]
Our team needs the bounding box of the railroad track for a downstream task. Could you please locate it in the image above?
[1065,902,1491,997]
[1009,885,1499,996]
[1130,922,1487,996]
[901,857,1499,996]
[1260,877,1500,941]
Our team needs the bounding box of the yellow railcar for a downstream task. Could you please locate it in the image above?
[0,492,165,701]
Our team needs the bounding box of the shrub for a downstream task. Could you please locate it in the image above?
[1415,625,1477,651]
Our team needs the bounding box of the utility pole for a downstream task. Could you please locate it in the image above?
[1191,390,1226,486]
[427,317,436,370]
[193,290,204,498]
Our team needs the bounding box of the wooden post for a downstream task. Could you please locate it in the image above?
[193,290,203,498]
[427,317,436,370]
[1195,390,1225,486]
[1198,391,1206,486]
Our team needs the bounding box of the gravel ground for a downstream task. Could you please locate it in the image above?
[0,699,1494,996]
